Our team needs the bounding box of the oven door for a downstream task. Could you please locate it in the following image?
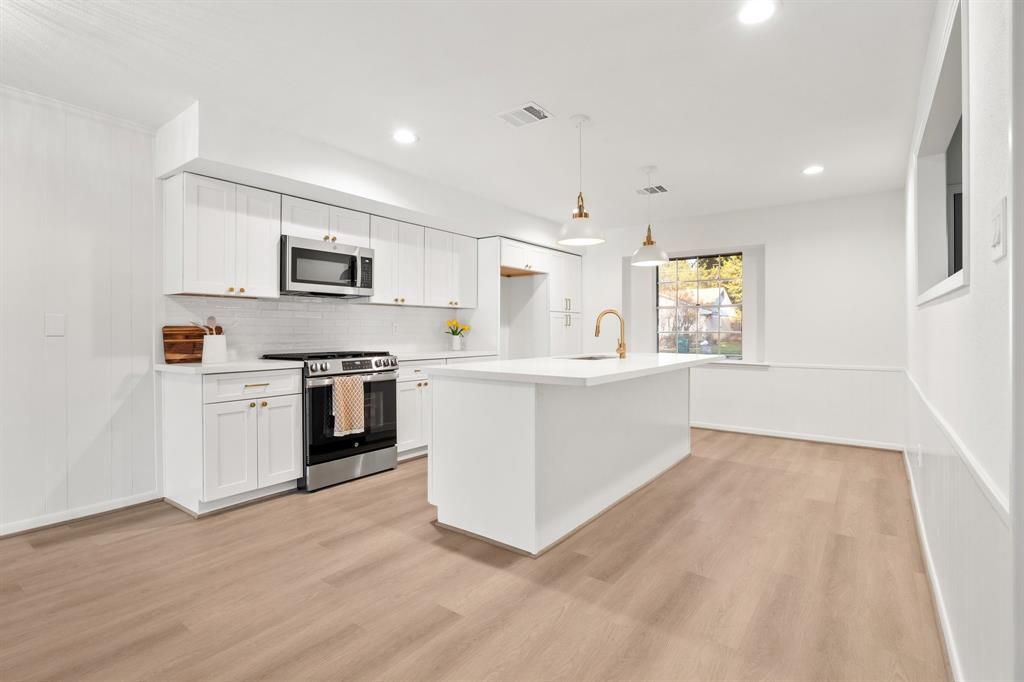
[305,372,397,467]
[282,236,373,297]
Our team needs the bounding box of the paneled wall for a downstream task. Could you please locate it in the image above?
[904,375,1012,682]
[0,87,157,534]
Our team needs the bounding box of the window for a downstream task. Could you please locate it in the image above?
[657,253,742,358]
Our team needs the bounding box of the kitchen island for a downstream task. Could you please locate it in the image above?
[427,352,722,555]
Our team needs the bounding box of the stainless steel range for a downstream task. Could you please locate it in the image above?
[262,351,398,490]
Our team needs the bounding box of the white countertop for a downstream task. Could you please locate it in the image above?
[425,353,724,387]
[154,359,305,375]
[397,350,498,362]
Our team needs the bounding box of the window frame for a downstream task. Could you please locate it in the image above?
[655,252,743,359]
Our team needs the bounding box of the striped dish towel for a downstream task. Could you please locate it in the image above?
[332,376,365,436]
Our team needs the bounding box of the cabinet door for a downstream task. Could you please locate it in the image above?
[501,240,528,270]
[329,206,370,248]
[566,313,583,354]
[565,255,582,313]
[282,195,330,241]
[548,254,566,311]
[452,234,478,308]
[257,393,303,487]
[549,312,571,357]
[182,174,237,296]
[525,246,551,274]
[397,222,425,306]
[369,216,400,304]
[203,399,258,501]
[422,378,433,453]
[423,227,453,307]
[235,185,281,299]
[397,380,425,452]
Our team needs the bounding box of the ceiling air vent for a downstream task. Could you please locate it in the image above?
[498,101,553,127]
[636,185,669,195]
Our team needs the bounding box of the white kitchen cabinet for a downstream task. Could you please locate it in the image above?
[235,185,282,299]
[548,252,582,313]
[424,228,453,307]
[452,233,478,308]
[203,399,259,501]
[329,206,370,247]
[370,217,424,305]
[501,238,550,273]
[179,174,237,296]
[257,393,303,487]
[549,312,583,357]
[397,378,430,453]
[424,228,478,308]
[164,173,281,298]
[160,367,303,515]
[281,195,330,242]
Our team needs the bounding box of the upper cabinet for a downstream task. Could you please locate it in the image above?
[282,196,370,247]
[164,173,280,298]
[425,228,478,308]
[501,239,550,273]
[281,196,329,242]
[548,252,582,313]
[329,206,370,247]
[163,172,476,305]
[369,217,425,306]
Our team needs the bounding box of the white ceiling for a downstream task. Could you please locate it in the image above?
[0,0,934,228]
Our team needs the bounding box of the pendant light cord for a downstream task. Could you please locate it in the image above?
[578,121,583,194]
[647,170,652,225]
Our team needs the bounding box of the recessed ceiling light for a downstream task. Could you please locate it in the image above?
[802,164,825,176]
[738,0,777,25]
[392,128,418,144]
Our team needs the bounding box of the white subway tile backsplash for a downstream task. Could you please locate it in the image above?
[160,295,456,359]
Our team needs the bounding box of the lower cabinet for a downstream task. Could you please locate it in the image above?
[549,312,583,356]
[397,378,431,455]
[162,369,303,515]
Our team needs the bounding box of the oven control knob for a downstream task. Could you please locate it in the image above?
[322,362,331,372]
[308,364,317,373]
[374,359,382,367]
[391,358,397,366]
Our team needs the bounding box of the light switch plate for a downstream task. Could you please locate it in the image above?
[44,313,66,337]
[991,196,1007,261]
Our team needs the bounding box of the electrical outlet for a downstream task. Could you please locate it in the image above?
[392,322,399,335]
[915,444,923,467]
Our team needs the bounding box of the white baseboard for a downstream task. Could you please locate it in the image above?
[0,491,162,537]
[902,450,964,682]
[690,422,904,452]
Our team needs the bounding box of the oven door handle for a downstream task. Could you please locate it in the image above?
[305,371,398,388]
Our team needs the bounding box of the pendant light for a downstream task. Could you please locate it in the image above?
[558,115,605,246]
[631,166,669,267]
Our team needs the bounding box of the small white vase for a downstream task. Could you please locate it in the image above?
[202,335,228,364]
[451,335,463,351]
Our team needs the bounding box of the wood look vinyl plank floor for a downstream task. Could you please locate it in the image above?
[0,429,949,682]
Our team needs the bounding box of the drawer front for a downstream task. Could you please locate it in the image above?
[203,370,301,404]
[398,360,443,383]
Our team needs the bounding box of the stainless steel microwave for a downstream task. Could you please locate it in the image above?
[280,235,374,297]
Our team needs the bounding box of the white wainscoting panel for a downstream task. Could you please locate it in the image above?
[0,87,158,535]
[905,373,1013,682]
[690,363,906,450]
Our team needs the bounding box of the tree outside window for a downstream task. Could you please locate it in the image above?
[657,254,742,358]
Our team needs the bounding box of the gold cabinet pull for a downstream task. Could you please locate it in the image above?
[400,298,405,303]
[423,382,428,386]
[393,298,399,303]
[244,382,270,388]
[227,286,235,293]
[260,401,268,407]
[414,369,422,373]
[239,287,246,293]
[330,236,337,242]
[249,402,256,408]
[323,235,330,241]
[416,382,422,387]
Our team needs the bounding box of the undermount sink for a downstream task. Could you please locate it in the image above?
[566,354,619,360]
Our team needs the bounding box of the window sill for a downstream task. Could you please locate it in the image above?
[917,269,968,306]
[703,359,769,368]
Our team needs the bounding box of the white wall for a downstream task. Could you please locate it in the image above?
[0,86,158,535]
[582,189,907,447]
[903,1,1014,680]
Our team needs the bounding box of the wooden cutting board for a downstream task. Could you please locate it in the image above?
[162,325,222,364]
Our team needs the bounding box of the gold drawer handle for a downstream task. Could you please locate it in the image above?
[249,402,256,408]
[414,369,422,373]
[244,382,270,388]
[261,401,268,407]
